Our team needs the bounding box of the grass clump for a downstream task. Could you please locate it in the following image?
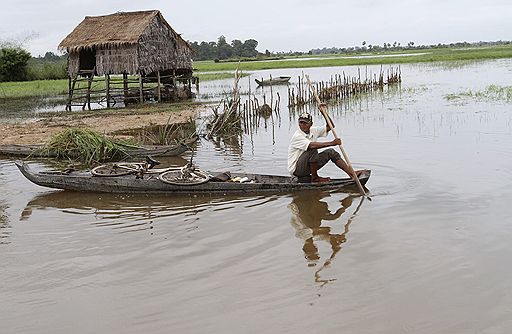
[41,128,137,164]
[444,85,512,102]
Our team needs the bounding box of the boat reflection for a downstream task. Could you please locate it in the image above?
[288,191,364,286]
[20,190,260,232]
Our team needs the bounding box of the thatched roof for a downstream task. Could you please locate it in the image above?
[59,10,191,52]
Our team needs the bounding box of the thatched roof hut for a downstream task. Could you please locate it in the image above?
[59,10,193,78]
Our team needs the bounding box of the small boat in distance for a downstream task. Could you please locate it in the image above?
[255,76,291,86]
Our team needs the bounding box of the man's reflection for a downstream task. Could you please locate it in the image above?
[288,192,354,267]
[290,191,368,286]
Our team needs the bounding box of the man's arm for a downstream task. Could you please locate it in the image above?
[308,138,341,149]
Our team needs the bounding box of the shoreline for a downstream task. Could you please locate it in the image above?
[0,103,207,145]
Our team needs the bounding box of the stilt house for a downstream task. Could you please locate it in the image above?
[58,10,196,110]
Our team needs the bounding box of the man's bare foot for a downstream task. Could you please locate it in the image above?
[311,176,331,183]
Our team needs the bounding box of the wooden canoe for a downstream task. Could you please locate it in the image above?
[0,138,196,159]
[255,76,291,86]
[16,162,371,195]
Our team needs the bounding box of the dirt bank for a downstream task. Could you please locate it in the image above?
[0,104,207,145]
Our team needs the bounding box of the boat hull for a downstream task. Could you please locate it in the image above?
[16,162,371,195]
[255,76,291,86]
[0,138,196,159]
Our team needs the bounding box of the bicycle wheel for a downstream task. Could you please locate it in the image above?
[91,163,140,177]
[158,168,210,185]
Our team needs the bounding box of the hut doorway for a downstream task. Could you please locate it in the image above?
[79,48,96,74]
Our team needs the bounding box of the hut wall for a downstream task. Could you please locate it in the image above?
[137,15,193,75]
[68,52,80,77]
[67,46,138,77]
[95,45,139,75]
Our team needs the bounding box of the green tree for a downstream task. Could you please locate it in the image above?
[0,47,31,81]
[242,39,259,57]
[217,35,232,59]
[231,39,244,57]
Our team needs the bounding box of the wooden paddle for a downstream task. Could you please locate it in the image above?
[305,75,369,198]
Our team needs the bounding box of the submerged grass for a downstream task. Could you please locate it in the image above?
[41,128,137,164]
[444,85,512,103]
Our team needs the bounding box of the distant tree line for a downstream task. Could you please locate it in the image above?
[308,40,512,56]
[189,35,260,61]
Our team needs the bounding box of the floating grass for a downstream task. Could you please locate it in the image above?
[444,85,512,103]
[41,128,137,164]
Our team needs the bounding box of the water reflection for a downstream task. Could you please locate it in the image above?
[0,202,10,245]
[0,96,68,121]
[208,133,244,156]
[20,191,263,232]
[288,191,364,286]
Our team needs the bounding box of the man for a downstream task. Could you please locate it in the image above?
[287,105,363,183]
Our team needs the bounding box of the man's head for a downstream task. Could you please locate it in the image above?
[298,112,313,133]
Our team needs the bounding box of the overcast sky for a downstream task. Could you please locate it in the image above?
[1,0,511,56]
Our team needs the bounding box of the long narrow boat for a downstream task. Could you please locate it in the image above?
[0,138,196,159]
[255,76,291,86]
[16,162,371,195]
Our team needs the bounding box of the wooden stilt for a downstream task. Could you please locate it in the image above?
[122,72,128,104]
[105,74,111,108]
[157,70,161,102]
[66,76,72,111]
[84,75,92,111]
[139,74,143,103]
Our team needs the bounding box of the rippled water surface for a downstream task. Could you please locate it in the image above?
[1,59,512,334]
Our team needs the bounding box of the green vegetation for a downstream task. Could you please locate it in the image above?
[140,118,197,145]
[27,52,67,80]
[196,72,249,81]
[0,46,31,81]
[444,84,512,103]
[0,72,247,99]
[0,79,68,98]
[190,36,259,61]
[195,45,512,72]
[41,128,136,164]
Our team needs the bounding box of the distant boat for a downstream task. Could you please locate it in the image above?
[255,76,291,86]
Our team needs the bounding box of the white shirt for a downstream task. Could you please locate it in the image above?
[287,126,327,175]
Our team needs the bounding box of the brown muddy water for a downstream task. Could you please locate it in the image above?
[1,59,512,334]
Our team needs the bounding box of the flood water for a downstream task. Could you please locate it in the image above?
[1,59,512,333]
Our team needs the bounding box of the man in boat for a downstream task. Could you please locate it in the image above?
[287,105,363,183]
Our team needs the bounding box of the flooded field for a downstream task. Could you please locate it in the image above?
[1,59,512,333]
